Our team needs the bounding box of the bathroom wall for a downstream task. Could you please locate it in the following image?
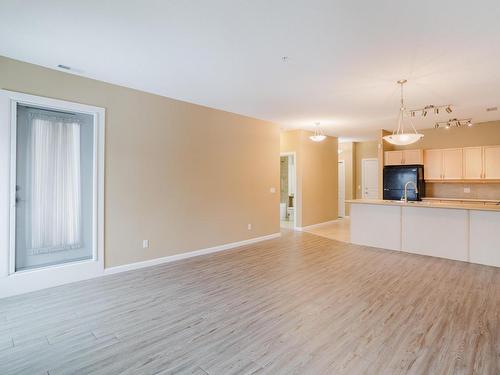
[280,156,288,204]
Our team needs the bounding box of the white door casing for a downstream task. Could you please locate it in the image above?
[0,90,105,298]
[338,160,345,217]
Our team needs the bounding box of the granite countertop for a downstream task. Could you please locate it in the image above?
[346,199,500,212]
[422,197,500,203]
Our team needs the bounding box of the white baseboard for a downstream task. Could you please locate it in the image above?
[104,232,282,275]
[296,219,340,231]
[0,232,281,299]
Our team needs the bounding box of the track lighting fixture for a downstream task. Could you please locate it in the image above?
[409,104,453,117]
[435,118,473,129]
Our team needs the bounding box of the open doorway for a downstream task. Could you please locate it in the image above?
[280,152,296,229]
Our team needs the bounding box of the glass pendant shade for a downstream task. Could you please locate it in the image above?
[383,133,424,146]
[310,122,326,142]
[310,134,327,142]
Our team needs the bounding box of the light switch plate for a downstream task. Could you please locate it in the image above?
[270,187,276,193]
[142,240,149,248]
[247,224,252,230]
[464,187,471,193]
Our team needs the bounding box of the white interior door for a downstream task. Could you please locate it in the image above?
[338,161,345,217]
[362,158,379,199]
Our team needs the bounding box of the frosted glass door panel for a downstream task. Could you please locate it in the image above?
[15,105,94,271]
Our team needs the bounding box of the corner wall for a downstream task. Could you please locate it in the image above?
[339,142,354,216]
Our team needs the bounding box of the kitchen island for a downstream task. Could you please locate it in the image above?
[347,199,500,267]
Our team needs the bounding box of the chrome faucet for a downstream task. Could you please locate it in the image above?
[402,181,419,203]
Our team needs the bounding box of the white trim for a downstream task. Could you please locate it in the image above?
[280,151,297,230]
[338,160,346,217]
[0,90,105,296]
[8,100,17,274]
[104,232,282,275]
[295,219,340,231]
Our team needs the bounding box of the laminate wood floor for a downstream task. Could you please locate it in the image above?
[302,218,351,243]
[1,230,499,375]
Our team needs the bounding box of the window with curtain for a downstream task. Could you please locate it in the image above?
[25,113,82,255]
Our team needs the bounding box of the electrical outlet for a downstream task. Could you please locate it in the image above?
[142,239,149,249]
[247,224,252,230]
[270,187,276,193]
[464,187,471,194]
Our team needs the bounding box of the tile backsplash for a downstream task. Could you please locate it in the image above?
[425,183,500,200]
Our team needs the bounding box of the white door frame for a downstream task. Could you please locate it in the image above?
[0,90,105,298]
[280,152,297,229]
[338,160,345,217]
[361,158,379,199]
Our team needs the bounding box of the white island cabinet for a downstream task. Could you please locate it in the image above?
[348,199,500,268]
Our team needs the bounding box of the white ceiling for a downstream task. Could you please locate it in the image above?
[1,0,500,140]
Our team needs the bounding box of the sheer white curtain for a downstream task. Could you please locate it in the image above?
[25,113,82,254]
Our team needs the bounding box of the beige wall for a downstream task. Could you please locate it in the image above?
[354,141,379,199]
[280,130,338,227]
[0,56,280,268]
[339,142,354,215]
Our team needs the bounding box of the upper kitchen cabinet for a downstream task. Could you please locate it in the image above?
[483,145,500,179]
[384,149,423,166]
[442,148,463,180]
[384,150,404,165]
[424,149,443,179]
[424,148,463,180]
[402,149,423,164]
[463,147,483,179]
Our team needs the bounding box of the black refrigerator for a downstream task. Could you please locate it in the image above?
[383,165,425,201]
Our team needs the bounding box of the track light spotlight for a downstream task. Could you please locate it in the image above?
[422,110,427,117]
[468,120,473,127]
[445,106,452,113]
[434,107,440,115]
[445,122,451,129]
[434,123,440,129]
[411,111,415,117]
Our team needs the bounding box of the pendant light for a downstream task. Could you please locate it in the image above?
[310,122,326,142]
[383,80,424,146]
